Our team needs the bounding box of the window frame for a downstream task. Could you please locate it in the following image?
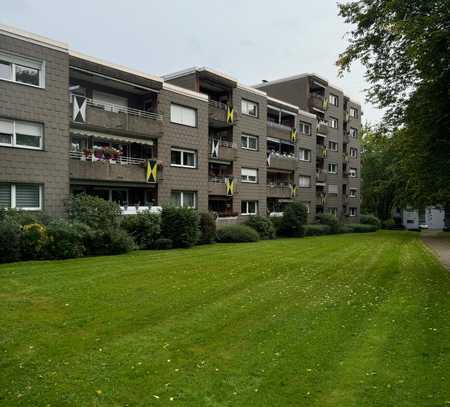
[0,183,42,211]
[0,118,43,150]
[328,163,338,174]
[241,200,258,216]
[350,127,358,138]
[328,141,338,152]
[170,103,197,128]
[329,94,339,107]
[329,117,338,129]
[240,133,258,151]
[349,168,357,177]
[170,147,197,168]
[350,107,359,119]
[298,148,311,162]
[299,121,311,136]
[171,190,197,208]
[350,147,358,158]
[0,51,45,89]
[298,175,311,188]
[241,99,259,118]
[349,207,357,217]
[241,167,258,183]
[349,188,357,198]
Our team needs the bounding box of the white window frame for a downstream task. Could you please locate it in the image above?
[241,200,258,216]
[241,134,258,151]
[350,107,359,118]
[299,148,311,161]
[298,175,311,188]
[328,141,338,152]
[350,127,358,138]
[0,183,42,210]
[170,147,197,168]
[299,121,311,135]
[350,147,358,158]
[349,207,357,217]
[328,163,338,174]
[0,118,43,150]
[170,103,197,127]
[0,51,45,88]
[329,94,339,107]
[241,167,258,183]
[241,99,258,118]
[349,188,357,198]
[171,190,197,208]
[328,184,338,194]
[329,117,338,129]
[349,168,357,177]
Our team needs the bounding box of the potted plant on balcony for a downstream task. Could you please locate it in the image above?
[82,148,92,161]
[93,147,104,161]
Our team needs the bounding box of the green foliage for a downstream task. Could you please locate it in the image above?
[153,238,173,250]
[20,223,48,260]
[278,202,307,237]
[245,216,276,240]
[160,206,199,248]
[0,208,49,226]
[269,216,283,235]
[68,194,122,229]
[317,213,340,234]
[121,212,161,249]
[216,224,259,243]
[346,224,378,233]
[304,224,332,236]
[0,218,22,263]
[45,219,93,259]
[94,229,136,255]
[198,213,216,244]
[360,214,382,230]
[383,218,405,230]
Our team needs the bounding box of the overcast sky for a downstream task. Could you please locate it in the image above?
[2,0,382,123]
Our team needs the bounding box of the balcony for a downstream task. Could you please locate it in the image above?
[266,184,292,198]
[316,192,327,206]
[208,176,231,195]
[71,95,163,138]
[267,152,297,171]
[316,145,327,159]
[316,170,327,183]
[309,94,327,112]
[267,121,294,141]
[343,131,350,143]
[208,100,236,127]
[208,139,237,161]
[317,121,329,135]
[69,151,161,183]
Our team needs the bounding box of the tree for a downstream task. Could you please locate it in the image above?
[337,0,450,207]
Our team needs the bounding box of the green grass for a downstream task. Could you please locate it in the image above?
[1,231,450,406]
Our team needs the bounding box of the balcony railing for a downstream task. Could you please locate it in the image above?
[209,100,228,110]
[208,175,231,183]
[316,170,327,183]
[317,121,329,135]
[267,121,293,131]
[70,150,148,166]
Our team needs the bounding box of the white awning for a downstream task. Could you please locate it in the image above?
[70,129,154,146]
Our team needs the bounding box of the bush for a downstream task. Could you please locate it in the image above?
[270,216,283,235]
[317,213,340,234]
[0,208,49,226]
[360,214,381,229]
[68,194,122,229]
[304,224,331,236]
[339,225,353,234]
[21,223,48,260]
[245,216,276,240]
[346,224,378,233]
[45,219,94,259]
[0,218,22,263]
[161,206,199,248]
[93,228,136,255]
[278,202,308,237]
[153,238,173,250]
[121,212,161,249]
[198,212,216,244]
[216,225,259,243]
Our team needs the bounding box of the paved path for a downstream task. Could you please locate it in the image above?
[421,231,450,271]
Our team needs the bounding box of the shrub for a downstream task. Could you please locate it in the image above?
[278,202,308,237]
[339,225,353,234]
[317,213,340,234]
[45,219,93,259]
[198,212,216,244]
[304,224,331,236]
[360,214,381,229]
[68,194,122,229]
[153,238,173,250]
[346,224,378,233]
[0,218,22,263]
[383,218,405,230]
[245,216,276,240]
[121,212,161,249]
[94,228,136,255]
[270,216,283,235]
[21,223,48,260]
[161,206,199,248]
[0,208,49,226]
[216,225,259,243]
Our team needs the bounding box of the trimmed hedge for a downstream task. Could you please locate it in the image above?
[198,212,216,244]
[161,206,199,248]
[346,223,378,233]
[216,225,259,243]
[360,214,381,229]
[278,202,308,237]
[121,211,161,249]
[245,216,276,240]
[304,224,332,236]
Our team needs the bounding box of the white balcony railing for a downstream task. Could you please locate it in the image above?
[70,150,147,165]
[208,138,237,149]
[267,121,293,131]
[267,150,297,160]
[209,100,229,110]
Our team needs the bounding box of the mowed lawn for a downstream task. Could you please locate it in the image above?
[1,231,450,406]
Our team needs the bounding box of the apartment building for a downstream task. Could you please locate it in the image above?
[0,25,361,222]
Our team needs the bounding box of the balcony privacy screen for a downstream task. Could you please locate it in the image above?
[16,184,40,208]
[0,184,11,208]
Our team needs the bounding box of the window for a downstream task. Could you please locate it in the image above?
[329,94,339,106]
[299,121,311,135]
[350,107,359,118]
[328,163,338,174]
[241,168,258,183]
[299,148,311,161]
[170,104,197,127]
[0,183,42,210]
[241,200,258,215]
[241,99,258,117]
[328,141,338,152]
[0,118,43,149]
[328,207,337,216]
[299,175,311,188]
[328,184,338,194]
[349,207,357,217]
[350,127,358,138]
[350,147,358,158]
[170,148,197,168]
[349,188,357,197]
[241,134,258,150]
[0,51,44,87]
[329,117,338,129]
[171,191,197,208]
[349,168,357,177]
